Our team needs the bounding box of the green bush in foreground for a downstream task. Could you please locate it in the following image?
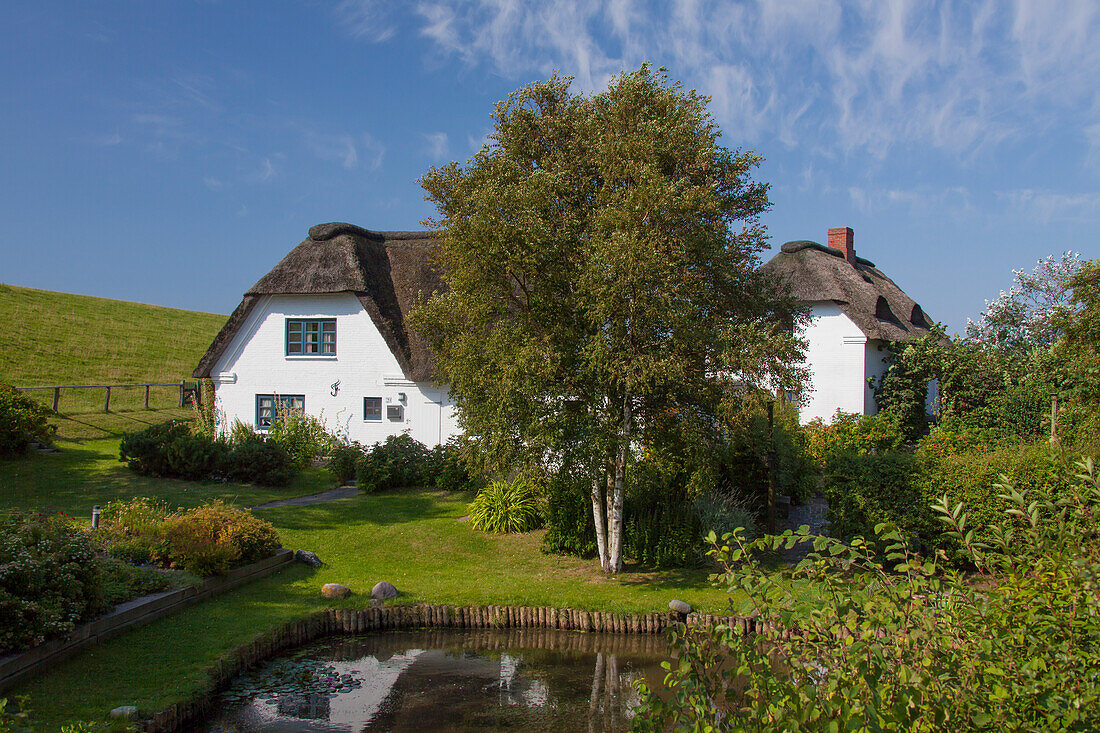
[0,384,56,456]
[468,478,542,533]
[0,513,106,655]
[634,458,1100,732]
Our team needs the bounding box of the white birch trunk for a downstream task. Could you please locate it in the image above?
[607,393,630,574]
[591,475,610,573]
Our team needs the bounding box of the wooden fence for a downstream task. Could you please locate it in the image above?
[16,381,201,414]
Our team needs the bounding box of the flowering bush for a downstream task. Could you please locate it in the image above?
[803,409,906,465]
[154,502,280,575]
[0,512,106,655]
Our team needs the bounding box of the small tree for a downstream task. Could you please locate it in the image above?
[412,66,804,574]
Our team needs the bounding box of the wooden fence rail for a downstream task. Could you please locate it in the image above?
[16,381,201,413]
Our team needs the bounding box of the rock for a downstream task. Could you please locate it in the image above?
[295,549,322,567]
[109,706,139,720]
[668,599,692,615]
[321,583,351,599]
[369,598,385,609]
[371,581,399,600]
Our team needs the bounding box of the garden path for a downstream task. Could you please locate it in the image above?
[251,485,359,510]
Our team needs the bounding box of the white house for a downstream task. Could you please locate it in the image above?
[196,222,940,442]
[193,223,461,446]
[760,227,940,424]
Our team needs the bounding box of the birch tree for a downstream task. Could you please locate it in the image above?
[412,66,804,573]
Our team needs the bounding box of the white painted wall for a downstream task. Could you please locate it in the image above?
[864,339,890,415]
[797,302,869,424]
[209,292,461,446]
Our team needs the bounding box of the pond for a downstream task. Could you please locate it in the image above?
[199,628,671,732]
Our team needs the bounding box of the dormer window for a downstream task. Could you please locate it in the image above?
[286,318,336,356]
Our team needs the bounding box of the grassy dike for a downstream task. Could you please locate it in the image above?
[3,439,738,729]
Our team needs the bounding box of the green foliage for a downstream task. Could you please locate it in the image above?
[540,473,598,558]
[155,501,280,575]
[0,512,106,655]
[226,434,293,487]
[0,384,56,456]
[412,64,805,572]
[355,433,434,492]
[803,409,907,465]
[0,696,32,733]
[97,557,172,605]
[623,482,701,568]
[429,437,479,491]
[693,487,759,545]
[820,450,927,544]
[327,442,363,485]
[1053,259,1100,443]
[872,335,940,440]
[467,477,543,533]
[118,421,294,486]
[267,404,338,469]
[634,458,1100,732]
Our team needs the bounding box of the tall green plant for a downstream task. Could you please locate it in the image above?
[467,478,542,534]
[634,458,1100,731]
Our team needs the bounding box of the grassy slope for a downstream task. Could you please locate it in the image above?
[1,283,225,428]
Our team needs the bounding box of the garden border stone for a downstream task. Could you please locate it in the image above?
[0,548,294,693]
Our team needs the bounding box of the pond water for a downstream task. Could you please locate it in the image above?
[198,628,671,732]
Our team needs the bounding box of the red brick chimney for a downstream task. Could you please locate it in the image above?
[828,226,856,265]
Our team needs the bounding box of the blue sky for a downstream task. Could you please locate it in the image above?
[2,1,1097,333]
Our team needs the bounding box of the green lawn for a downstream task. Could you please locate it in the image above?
[1,283,225,415]
[2,435,738,729]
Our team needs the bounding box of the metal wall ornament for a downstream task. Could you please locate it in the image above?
[330,379,341,397]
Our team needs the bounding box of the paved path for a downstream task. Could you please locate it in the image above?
[251,486,360,510]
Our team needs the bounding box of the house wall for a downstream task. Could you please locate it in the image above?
[798,302,869,424]
[864,339,890,415]
[208,292,460,446]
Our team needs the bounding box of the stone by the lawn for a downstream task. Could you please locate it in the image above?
[321,583,351,599]
[668,599,692,614]
[109,706,139,720]
[371,581,399,600]
[295,549,322,567]
[369,598,385,609]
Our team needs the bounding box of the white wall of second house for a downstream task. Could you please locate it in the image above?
[207,292,461,446]
[798,302,869,424]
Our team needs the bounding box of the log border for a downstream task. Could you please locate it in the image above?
[139,603,758,733]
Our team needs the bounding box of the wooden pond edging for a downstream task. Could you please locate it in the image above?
[0,549,294,694]
[140,603,771,733]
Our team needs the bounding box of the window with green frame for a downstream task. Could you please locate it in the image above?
[256,394,304,429]
[363,397,382,421]
[286,318,336,355]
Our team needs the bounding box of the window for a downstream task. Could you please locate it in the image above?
[363,397,382,421]
[286,319,336,356]
[256,394,304,429]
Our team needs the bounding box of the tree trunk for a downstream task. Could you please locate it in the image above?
[607,393,631,574]
[591,474,610,572]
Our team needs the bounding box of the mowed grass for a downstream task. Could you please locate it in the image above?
[1,283,225,418]
[2,437,739,729]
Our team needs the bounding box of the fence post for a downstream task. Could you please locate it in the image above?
[144,384,150,409]
[52,387,60,413]
[104,386,111,413]
[179,381,185,408]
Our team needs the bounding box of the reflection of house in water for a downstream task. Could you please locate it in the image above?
[275,692,329,719]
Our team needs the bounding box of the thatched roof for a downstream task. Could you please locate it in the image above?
[194,223,443,381]
[760,239,936,342]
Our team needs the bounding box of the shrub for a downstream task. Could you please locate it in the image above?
[803,410,907,465]
[267,406,337,469]
[541,474,597,558]
[0,384,56,456]
[155,502,280,575]
[467,477,543,533]
[327,442,363,485]
[694,487,759,543]
[622,456,704,568]
[0,512,106,654]
[163,431,229,481]
[98,557,172,605]
[634,458,1100,732]
[226,435,293,486]
[820,450,928,546]
[429,438,478,491]
[355,433,434,492]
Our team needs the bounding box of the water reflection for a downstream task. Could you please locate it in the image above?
[202,629,670,732]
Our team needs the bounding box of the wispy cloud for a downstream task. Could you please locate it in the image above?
[423,132,449,160]
[389,1,1100,160]
[998,189,1100,223]
[333,0,398,42]
[305,130,385,170]
[845,184,972,216]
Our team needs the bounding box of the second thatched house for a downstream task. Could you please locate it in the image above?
[760,227,939,424]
